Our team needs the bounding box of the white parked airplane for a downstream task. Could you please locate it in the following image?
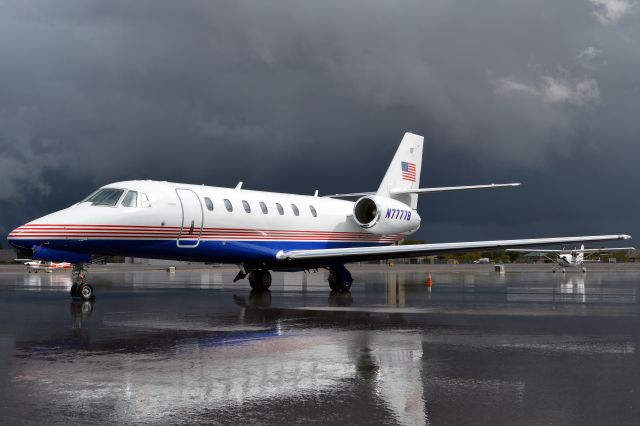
[7,132,631,300]
[16,259,72,273]
[506,244,634,272]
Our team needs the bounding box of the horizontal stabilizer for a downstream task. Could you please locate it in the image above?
[390,183,520,195]
[326,183,520,198]
[276,234,631,263]
[325,192,375,198]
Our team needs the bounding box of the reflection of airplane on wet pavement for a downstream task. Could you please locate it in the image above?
[507,244,634,272]
[16,259,72,273]
[8,132,631,300]
[17,293,427,425]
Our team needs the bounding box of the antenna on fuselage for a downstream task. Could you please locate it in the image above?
[314,189,319,197]
[235,181,243,190]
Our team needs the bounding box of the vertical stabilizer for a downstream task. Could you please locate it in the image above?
[376,132,424,209]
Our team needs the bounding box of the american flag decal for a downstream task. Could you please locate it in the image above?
[401,161,416,182]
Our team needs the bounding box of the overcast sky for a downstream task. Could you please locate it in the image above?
[1,0,638,245]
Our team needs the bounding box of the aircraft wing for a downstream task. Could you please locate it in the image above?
[276,234,631,263]
[507,246,635,253]
[506,249,564,253]
[575,247,635,253]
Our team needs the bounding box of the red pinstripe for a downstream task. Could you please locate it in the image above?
[9,223,404,242]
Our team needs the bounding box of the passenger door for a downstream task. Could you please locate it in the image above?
[175,188,203,248]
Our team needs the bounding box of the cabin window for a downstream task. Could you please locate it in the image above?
[291,204,300,216]
[83,188,125,207]
[141,193,151,207]
[276,203,284,215]
[242,200,251,213]
[259,201,268,214]
[121,191,138,207]
[309,205,317,217]
[204,197,214,211]
[224,199,233,212]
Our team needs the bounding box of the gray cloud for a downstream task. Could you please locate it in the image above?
[492,74,601,106]
[590,0,637,25]
[0,0,638,243]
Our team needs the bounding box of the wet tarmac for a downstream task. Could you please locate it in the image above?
[1,265,639,425]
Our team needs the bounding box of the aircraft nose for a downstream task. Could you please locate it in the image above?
[7,225,28,250]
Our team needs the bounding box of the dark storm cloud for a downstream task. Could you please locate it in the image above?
[1,0,638,242]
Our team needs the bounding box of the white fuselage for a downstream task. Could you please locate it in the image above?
[556,252,585,268]
[8,180,413,268]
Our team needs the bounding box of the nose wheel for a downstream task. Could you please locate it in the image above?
[70,264,95,301]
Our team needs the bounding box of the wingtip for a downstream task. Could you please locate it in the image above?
[621,234,632,240]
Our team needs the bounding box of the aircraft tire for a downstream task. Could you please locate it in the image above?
[249,271,272,291]
[339,280,352,292]
[261,271,272,290]
[328,270,339,291]
[79,284,94,301]
[328,270,351,292]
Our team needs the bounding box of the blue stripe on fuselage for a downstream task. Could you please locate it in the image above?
[8,238,388,264]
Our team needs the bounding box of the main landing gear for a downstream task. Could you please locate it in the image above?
[235,264,353,293]
[328,265,353,292]
[248,270,272,291]
[234,266,272,291]
[70,264,95,301]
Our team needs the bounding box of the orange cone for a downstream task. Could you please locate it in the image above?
[426,272,433,287]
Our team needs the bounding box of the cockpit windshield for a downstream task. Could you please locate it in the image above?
[82,188,125,206]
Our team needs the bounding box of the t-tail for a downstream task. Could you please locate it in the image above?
[375,132,521,210]
[376,132,424,209]
[328,131,520,207]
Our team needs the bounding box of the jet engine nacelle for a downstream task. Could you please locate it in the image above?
[352,196,421,235]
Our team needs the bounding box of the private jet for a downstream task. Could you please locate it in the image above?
[7,132,631,300]
[507,244,634,272]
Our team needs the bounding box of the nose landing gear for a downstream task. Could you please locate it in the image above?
[70,264,95,301]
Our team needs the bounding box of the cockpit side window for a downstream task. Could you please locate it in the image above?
[121,191,138,207]
[83,188,125,207]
